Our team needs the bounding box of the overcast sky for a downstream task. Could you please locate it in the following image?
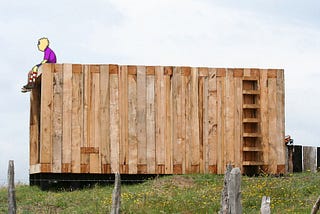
[0,0,319,184]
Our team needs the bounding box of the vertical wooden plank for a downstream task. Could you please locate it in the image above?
[234,73,242,169]
[303,146,317,172]
[155,66,165,174]
[180,68,186,174]
[155,66,160,173]
[71,64,82,173]
[172,67,178,173]
[110,66,120,173]
[217,69,226,174]
[81,65,90,173]
[40,64,53,171]
[267,73,277,173]
[276,69,285,173]
[191,67,200,173]
[52,64,63,173]
[89,65,101,173]
[91,65,101,148]
[225,69,235,166]
[203,72,209,173]
[30,78,41,166]
[137,66,147,173]
[172,67,183,174]
[62,64,72,173]
[184,67,192,173]
[208,68,217,173]
[244,68,251,77]
[146,67,156,174]
[119,66,129,173]
[128,66,137,174]
[83,65,89,148]
[198,75,204,173]
[260,69,269,167]
[100,65,111,173]
[165,67,172,174]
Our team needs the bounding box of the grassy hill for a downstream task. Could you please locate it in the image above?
[1,172,319,213]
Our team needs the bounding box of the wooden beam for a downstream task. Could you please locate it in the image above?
[52,64,63,173]
[40,64,53,169]
[62,64,73,173]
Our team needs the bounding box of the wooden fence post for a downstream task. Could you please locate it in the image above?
[220,165,242,214]
[228,168,242,214]
[311,196,320,214]
[110,173,121,214]
[220,164,232,214]
[8,160,17,214]
[260,196,271,214]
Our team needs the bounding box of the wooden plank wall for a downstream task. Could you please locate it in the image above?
[289,145,319,173]
[303,146,317,172]
[29,64,285,175]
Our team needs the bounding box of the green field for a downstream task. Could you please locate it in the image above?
[1,172,319,213]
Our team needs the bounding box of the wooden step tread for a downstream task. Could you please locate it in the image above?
[243,104,260,109]
[242,161,264,166]
[243,90,260,95]
[243,77,259,81]
[243,118,260,123]
[243,147,263,152]
[243,133,261,137]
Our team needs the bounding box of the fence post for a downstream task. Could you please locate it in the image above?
[110,173,121,214]
[220,164,232,214]
[260,196,271,214]
[8,160,17,214]
[311,196,320,214]
[228,168,242,214]
[287,145,294,173]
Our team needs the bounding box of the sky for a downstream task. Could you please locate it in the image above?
[0,0,319,184]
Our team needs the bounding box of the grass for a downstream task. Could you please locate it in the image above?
[0,172,320,213]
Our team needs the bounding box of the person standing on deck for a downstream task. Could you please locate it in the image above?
[21,37,57,93]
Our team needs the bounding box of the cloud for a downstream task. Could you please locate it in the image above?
[87,0,320,69]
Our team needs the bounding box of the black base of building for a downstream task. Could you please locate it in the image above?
[30,173,159,191]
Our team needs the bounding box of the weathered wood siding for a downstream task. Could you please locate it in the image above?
[288,145,320,173]
[30,64,285,174]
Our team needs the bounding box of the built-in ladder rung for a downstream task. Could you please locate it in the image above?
[243,147,263,152]
[243,118,260,123]
[243,133,261,137]
[243,104,260,109]
[243,77,259,81]
[243,90,260,95]
[242,161,264,166]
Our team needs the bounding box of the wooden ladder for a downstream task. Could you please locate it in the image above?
[242,78,264,170]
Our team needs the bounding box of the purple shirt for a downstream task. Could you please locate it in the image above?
[44,47,57,63]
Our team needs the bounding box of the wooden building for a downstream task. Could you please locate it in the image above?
[29,63,285,180]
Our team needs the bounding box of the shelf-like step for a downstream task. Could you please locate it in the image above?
[243,118,260,123]
[243,90,260,95]
[242,161,264,166]
[243,147,263,152]
[243,77,259,81]
[243,133,261,137]
[243,104,260,109]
